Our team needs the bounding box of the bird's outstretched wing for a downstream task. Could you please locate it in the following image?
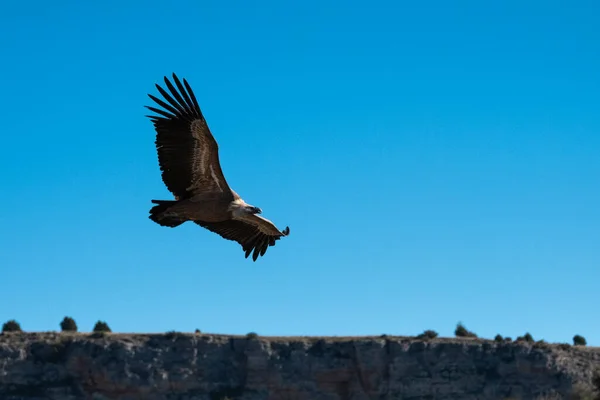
[145,73,232,200]
[194,215,290,261]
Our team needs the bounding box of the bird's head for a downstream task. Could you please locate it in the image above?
[245,205,262,215]
[229,199,262,218]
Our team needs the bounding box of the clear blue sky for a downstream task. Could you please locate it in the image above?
[1,0,598,346]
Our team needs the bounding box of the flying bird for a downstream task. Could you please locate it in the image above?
[145,73,290,261]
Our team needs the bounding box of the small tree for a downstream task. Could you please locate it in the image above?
[2,319,22,333]
[246,332,259,339]
[573,334,587,346]
[494,334,503,342]
[417,329,438,340]
[454,322,477,338]
[165,330,185,340]
[523,332,534,343]
[92,321,111,333]
[60,316,78,332]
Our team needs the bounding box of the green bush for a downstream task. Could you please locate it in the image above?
[246,332,259,339]
[165,330,185,340]
[494,334,503,342]
[417,329,438,340]
[2,319,22,333]
[573,334,587,346]
[516,333,534,343]
[92,321,111,333]
[60,316,78,332]
[454,322,477,338]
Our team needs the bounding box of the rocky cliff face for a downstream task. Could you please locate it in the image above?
[1,332,599,400]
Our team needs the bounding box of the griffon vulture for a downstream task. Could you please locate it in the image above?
[146,73,290,261]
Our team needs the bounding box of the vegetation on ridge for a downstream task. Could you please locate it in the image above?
[0,318,591,349]
[92,321,111,333]
[455,322,478,338]
[416,329,439,340]
[574,334,587,346]
[2,319,21,333]
[60,316,78,332]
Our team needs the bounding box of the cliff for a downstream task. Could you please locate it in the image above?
[1,332,599,400]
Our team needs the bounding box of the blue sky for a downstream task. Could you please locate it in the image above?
[1,0,598,345]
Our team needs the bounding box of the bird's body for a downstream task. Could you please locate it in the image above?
[146,73,289,261]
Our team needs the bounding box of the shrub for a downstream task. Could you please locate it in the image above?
[504,337,512,342]
[165,330,185,340]
[92,321,111,333]
[573,334,587,346]
[494,334,503,342]
[195,329,201,334]
[246,332,259,339]
[516,333,534,343]
[2,319,22,333]
[416,329,438,340]
[454,322,477,338]
[60,316,78,332]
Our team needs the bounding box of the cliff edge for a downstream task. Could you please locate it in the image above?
[1,332,599,400]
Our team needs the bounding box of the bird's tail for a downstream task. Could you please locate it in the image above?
[148,200,186,228]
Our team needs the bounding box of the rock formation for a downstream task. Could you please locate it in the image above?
[1,332,599,399]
